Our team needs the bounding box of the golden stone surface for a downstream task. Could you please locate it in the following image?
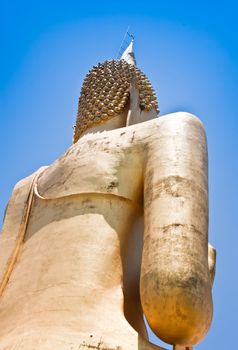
[0,41,215,350]
[0,113,215,349]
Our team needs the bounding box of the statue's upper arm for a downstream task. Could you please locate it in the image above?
[0,167,46,295]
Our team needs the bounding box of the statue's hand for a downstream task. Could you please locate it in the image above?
[208,243,216,285]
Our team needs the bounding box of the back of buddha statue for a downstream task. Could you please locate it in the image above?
[0,40,215,350]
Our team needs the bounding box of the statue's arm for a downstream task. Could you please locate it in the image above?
[0,167,46,296]
[140,113,213,347]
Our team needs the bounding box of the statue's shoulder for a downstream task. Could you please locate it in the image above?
[157,112,205,128]
[143,112,204,132]
[133,112,206,144]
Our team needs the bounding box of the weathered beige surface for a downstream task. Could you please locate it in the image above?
[0,112,214,349]
[0,167,47,297]
[140,114,212,346]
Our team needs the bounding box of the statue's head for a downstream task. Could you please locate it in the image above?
[73,41,159,143]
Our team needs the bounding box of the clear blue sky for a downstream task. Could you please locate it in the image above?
[0,1,237,349]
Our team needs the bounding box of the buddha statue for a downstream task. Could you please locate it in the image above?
[0,40,216,350]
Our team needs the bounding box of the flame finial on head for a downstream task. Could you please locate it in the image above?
[120,40,136,66]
